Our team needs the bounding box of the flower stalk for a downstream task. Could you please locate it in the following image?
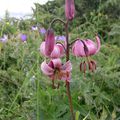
[65,20,75,119]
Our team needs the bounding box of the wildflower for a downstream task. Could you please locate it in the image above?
[39,27,46,35]
[41,58,72,82]
[55,35,66,41]
[0,34,8,43]
[40,42,64,58]
[31,26,38,31]
[72,36,100,73]
[72,36,100,57]
[20,34,27,42]
[40,29,65,58]
[65,0,75,20]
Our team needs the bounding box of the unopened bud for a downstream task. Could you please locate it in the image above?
[65,0,75,21]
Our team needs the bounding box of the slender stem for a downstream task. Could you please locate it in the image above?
[50,17,74,119]
[50,18,66,28]
[69,38,80,47]
[52,78,55,89]
[65,20,74,120]
[66,81,75,120]
[65,21,69,61]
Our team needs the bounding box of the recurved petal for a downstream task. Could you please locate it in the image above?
[95,35,101,54]
[50,58,62,69]
[72,40,86,57]
[56,43,65,57]
[40,42,46,56]
[50,45,61,58]
[41,61,54,76]
[85,39,97,55]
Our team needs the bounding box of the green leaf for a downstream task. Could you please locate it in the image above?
[75,111,80,120]
[99,108,108,120]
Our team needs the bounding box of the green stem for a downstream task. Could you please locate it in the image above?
[49,18,66,28]
[37,77,40,120]
[66,81,75,120]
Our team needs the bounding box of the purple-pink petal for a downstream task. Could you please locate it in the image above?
[40,59,72,82]
[72,40,86,57]
[39,42,46,56]
[41,61,54,76]
[65,0,75,20]
[84,39,97,55]
[45,29,55,56]
[50,58,62,69]
[56,43,65,57]
[50,45,61,58]
[40,42,65,58]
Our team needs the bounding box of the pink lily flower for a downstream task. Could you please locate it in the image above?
[40,42,65,58]
[65,0,75,21]
[41,59,72,82]
[72,36,101,57]
[39,28,65,58]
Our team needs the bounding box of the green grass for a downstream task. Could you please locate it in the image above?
[0,11,120,120]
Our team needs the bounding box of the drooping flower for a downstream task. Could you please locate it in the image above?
[72,36,101,57]
[40,29,65,58]
[41,58,72,82]
[40,42,64,58]
[20,34,27,42]
[72,35,101,73]
[65,0,75,20]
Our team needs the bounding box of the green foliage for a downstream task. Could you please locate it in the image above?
[0,0,120,120]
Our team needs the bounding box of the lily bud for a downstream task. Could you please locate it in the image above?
[65,0,75,21]
[45,29,55,56]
